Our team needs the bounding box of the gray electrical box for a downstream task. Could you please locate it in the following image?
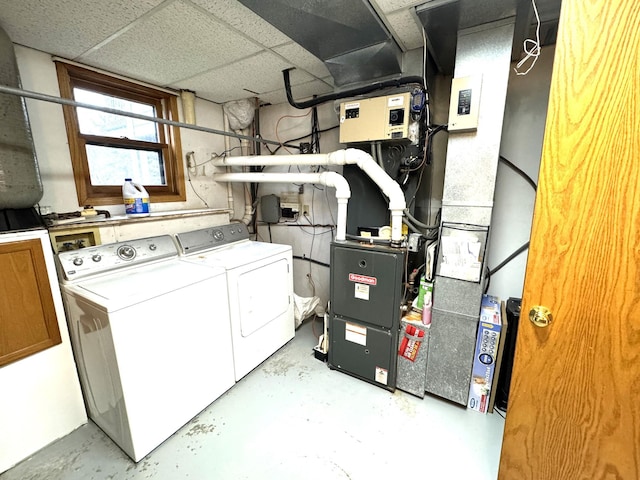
[328,241,406,391]
[260,194,280,224]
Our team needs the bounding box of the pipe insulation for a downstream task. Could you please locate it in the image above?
[214,171,351,242]
[212,148,406,243]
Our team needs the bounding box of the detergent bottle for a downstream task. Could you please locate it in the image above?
[122,178,150,217]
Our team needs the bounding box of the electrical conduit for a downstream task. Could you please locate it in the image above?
[214,171,351,242]
[212,148,406,244]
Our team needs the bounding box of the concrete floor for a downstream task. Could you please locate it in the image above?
[2,319,505,480]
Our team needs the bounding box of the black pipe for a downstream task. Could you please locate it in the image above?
[283,68,425,110]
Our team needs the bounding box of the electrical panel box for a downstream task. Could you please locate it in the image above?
[448,75,482,132]
[280,192,300,218]
[328,241,406,391]
[339,92,412,143]
[260,194,281,224]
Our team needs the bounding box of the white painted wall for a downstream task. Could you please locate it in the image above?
[13,42,555,315]
[14,46,231,217]
[252,101,342,310]
[487,45,556,301]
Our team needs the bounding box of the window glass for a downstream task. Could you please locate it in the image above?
[74,88,159,142]
[56,61,185,206]
[86,145,165,186]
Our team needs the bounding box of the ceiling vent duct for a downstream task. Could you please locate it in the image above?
[237,0,402,87]
[415,0,553,75]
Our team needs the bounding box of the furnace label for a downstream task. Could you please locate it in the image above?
[348,273,377,285]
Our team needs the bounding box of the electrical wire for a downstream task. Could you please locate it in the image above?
[310,104,320,154]
[293,255,330,268]
[484,155,537,291]
[499,155,537,190]
[275,110,312,154]
[490,242,530,277]
[266,124,339,156]
[183,151,210,207]
[514,0,541,75]
[421,25,431,128]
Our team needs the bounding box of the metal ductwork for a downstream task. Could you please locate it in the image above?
[415,0,561,75]
[237,0,402,87]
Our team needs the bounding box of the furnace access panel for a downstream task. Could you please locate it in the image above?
[328,241,406,391]
[339,92,412,143]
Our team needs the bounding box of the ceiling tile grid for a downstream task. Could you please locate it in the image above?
[79,0,263,86]
[272,42,331,80]
[0,0,562,105]
[258,77,334,106]
[385,9,425,51]
[175,50,315,103]
[371,0,426,14]
[188,0,293,48]
[0,0,164,59]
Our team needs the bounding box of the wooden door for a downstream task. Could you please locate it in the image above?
[0,238,62,367]
[498,0,640,478]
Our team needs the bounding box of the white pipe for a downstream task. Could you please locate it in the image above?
[239,126,253,225]
[240,181,253,225]
[212,148,406,243]
[222,112,235,218]
[180,90,196,125]
[214,171,351,242]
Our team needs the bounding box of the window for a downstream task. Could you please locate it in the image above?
[56,62,185,206]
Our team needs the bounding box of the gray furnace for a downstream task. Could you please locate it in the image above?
[328,241,406,391]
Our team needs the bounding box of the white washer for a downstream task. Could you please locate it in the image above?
[57,235,234,462]
[176,223,294,381]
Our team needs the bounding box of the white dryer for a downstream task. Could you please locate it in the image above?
[57,235,234,462]
[176,223,294,381]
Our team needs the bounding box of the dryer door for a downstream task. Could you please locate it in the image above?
[235,257,291,337]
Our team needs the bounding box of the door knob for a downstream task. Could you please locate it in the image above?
[529,306,553,328]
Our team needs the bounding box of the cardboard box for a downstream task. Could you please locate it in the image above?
[468,294,503,413]
[487,301,509,413]
[396,313,430,398]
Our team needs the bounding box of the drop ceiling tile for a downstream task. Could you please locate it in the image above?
[0,0,164,59]
[387,9,425,51]
[273,42,331,80]
[79,0,262,86]
[189,0,292,48]
[371,0,425,14]
[175,51,314,103]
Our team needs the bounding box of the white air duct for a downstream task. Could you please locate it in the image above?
[214,171,351,241]
[213,148,406,243]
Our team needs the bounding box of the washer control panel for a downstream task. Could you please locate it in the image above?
[57,235,178,281]
[175,222,249,254]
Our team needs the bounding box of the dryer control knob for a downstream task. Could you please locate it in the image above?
[117,245,136,260]
[72,257,83,266]
[91,254,102,262]
[149,244,157,251]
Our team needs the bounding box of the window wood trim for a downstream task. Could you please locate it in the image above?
[55,62,186,206]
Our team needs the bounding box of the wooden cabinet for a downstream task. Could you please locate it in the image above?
[0,236,61,367]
